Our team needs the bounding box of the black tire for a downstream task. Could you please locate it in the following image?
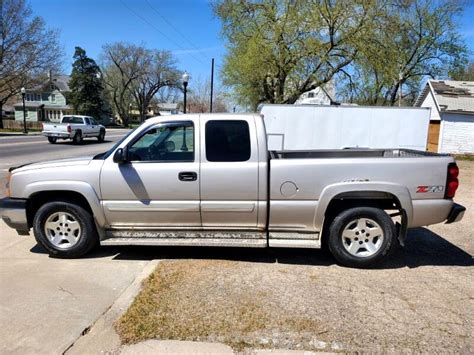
[33,201,98,258]
[47,137,57,144]
[72,131,82,145]
[327,207,396,268]
[97,129,105,142]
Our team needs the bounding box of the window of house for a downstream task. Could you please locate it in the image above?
[205,120,251,162]
[128,121,194,162]
[51,94,56,102]
[308,92,315,98]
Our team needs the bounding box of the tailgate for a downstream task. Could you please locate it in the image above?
[42,123,69,133]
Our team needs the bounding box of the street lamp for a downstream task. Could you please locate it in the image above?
[182,72,189,114]
[20,87,27,134]
[181,72,190,152]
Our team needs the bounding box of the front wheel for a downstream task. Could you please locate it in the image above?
[47,137,57,144]
[33,201,98,258]
[328,207,397,268]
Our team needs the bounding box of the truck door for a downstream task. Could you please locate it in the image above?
[100,119,201,228]
[200,117,259,229]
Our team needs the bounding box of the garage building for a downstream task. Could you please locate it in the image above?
[415,80,474,154]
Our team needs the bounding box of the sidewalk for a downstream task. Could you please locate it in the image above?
[0,131,42,137]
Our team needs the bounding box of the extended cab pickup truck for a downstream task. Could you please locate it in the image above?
[42,115,106,144]
[1,114,466,267]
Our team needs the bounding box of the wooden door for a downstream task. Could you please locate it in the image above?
[427,121,440,152]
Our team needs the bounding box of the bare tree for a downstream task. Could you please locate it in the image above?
[101,43,180,125]
[130,51,180,122]
[100,43,147,127]
[187,77,229,113]
[0,0,62,128]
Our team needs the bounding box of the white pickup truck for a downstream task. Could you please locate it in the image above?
[42,115,106,144]
[1,114,465,268]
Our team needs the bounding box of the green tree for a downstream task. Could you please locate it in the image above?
[214,0,382,110]
[338,0,468,106]
[450,60,474,81]
[69,47,106,118]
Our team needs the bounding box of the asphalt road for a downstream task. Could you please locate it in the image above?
[0,129,130,197]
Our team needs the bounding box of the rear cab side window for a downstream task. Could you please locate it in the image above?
[205,120,251,162]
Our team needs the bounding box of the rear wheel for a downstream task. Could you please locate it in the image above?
[33,201,98,258]
[47,137,57,144]
[97,129,105,142]
[72,131,82,145]
[328,207,396,268]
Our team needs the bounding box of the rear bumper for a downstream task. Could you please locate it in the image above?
[445,203,466,224]
[0,198,29,234]
[42,132,71,138]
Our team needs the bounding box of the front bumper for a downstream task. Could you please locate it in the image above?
[0,198,29,234]
[445,203,466,224]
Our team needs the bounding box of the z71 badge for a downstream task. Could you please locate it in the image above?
[416,185,444,193]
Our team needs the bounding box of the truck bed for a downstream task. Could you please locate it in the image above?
[270,149,447,159]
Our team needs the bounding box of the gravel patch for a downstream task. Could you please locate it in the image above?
[116,161,474,353]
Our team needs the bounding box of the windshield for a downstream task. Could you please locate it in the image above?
[93,127,137,160]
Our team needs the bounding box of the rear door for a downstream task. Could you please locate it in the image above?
[199,117,260,229]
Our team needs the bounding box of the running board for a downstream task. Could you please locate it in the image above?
[102,229,267,248]
[101,237,266,248]
[268,239,320,249]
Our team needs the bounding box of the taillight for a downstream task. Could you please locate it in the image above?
[445,163,459,199]
[67,124,71,133]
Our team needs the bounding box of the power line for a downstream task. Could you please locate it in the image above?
[145,0,211,60]
[119,0,207,66]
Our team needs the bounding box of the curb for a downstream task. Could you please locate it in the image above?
[64,259,160,354]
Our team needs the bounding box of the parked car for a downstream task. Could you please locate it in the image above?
[42,115,106,144]
[0,114,465,267]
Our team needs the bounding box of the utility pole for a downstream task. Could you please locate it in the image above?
[398,71,403,107]
[210,58,214,113]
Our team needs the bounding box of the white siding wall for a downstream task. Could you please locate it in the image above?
[439,113,474,154]
[420,91,441,121]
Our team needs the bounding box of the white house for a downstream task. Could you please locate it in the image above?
[295,81,336,105]
[414,80,474,154]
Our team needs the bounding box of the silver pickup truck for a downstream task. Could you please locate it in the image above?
[0,114,465,267]
[42,115,106,144]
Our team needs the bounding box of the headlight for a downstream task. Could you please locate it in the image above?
[4,172,11,197]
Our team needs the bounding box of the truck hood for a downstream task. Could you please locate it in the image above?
[11,156,93,173]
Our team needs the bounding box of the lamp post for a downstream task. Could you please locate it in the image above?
[182,72,189,114]
[181,72,189,151]
[20,87,27,134]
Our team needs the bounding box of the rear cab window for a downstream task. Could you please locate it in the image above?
[62,116,84,124]
[205,120,251,162]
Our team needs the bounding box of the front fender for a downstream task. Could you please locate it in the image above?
[314,181,413,231]
[23,181,106,227]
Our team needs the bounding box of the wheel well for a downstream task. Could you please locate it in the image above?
[26,191,93,228]
[321,192,403,248]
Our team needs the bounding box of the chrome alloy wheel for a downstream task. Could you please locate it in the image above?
[44,212,81,249]
[341,218,384,257]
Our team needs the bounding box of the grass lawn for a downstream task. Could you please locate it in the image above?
[115,260,323,351]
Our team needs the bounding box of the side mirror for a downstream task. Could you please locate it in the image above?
[113,147,128,163]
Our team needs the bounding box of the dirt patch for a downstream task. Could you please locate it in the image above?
[116,161,474,353]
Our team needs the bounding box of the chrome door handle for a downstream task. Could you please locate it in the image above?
[178,172,197,181]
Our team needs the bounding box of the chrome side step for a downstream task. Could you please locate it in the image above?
[268,231,321,249]
[101,237,266,248]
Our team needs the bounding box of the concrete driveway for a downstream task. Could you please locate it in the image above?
[0,221,151,354]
